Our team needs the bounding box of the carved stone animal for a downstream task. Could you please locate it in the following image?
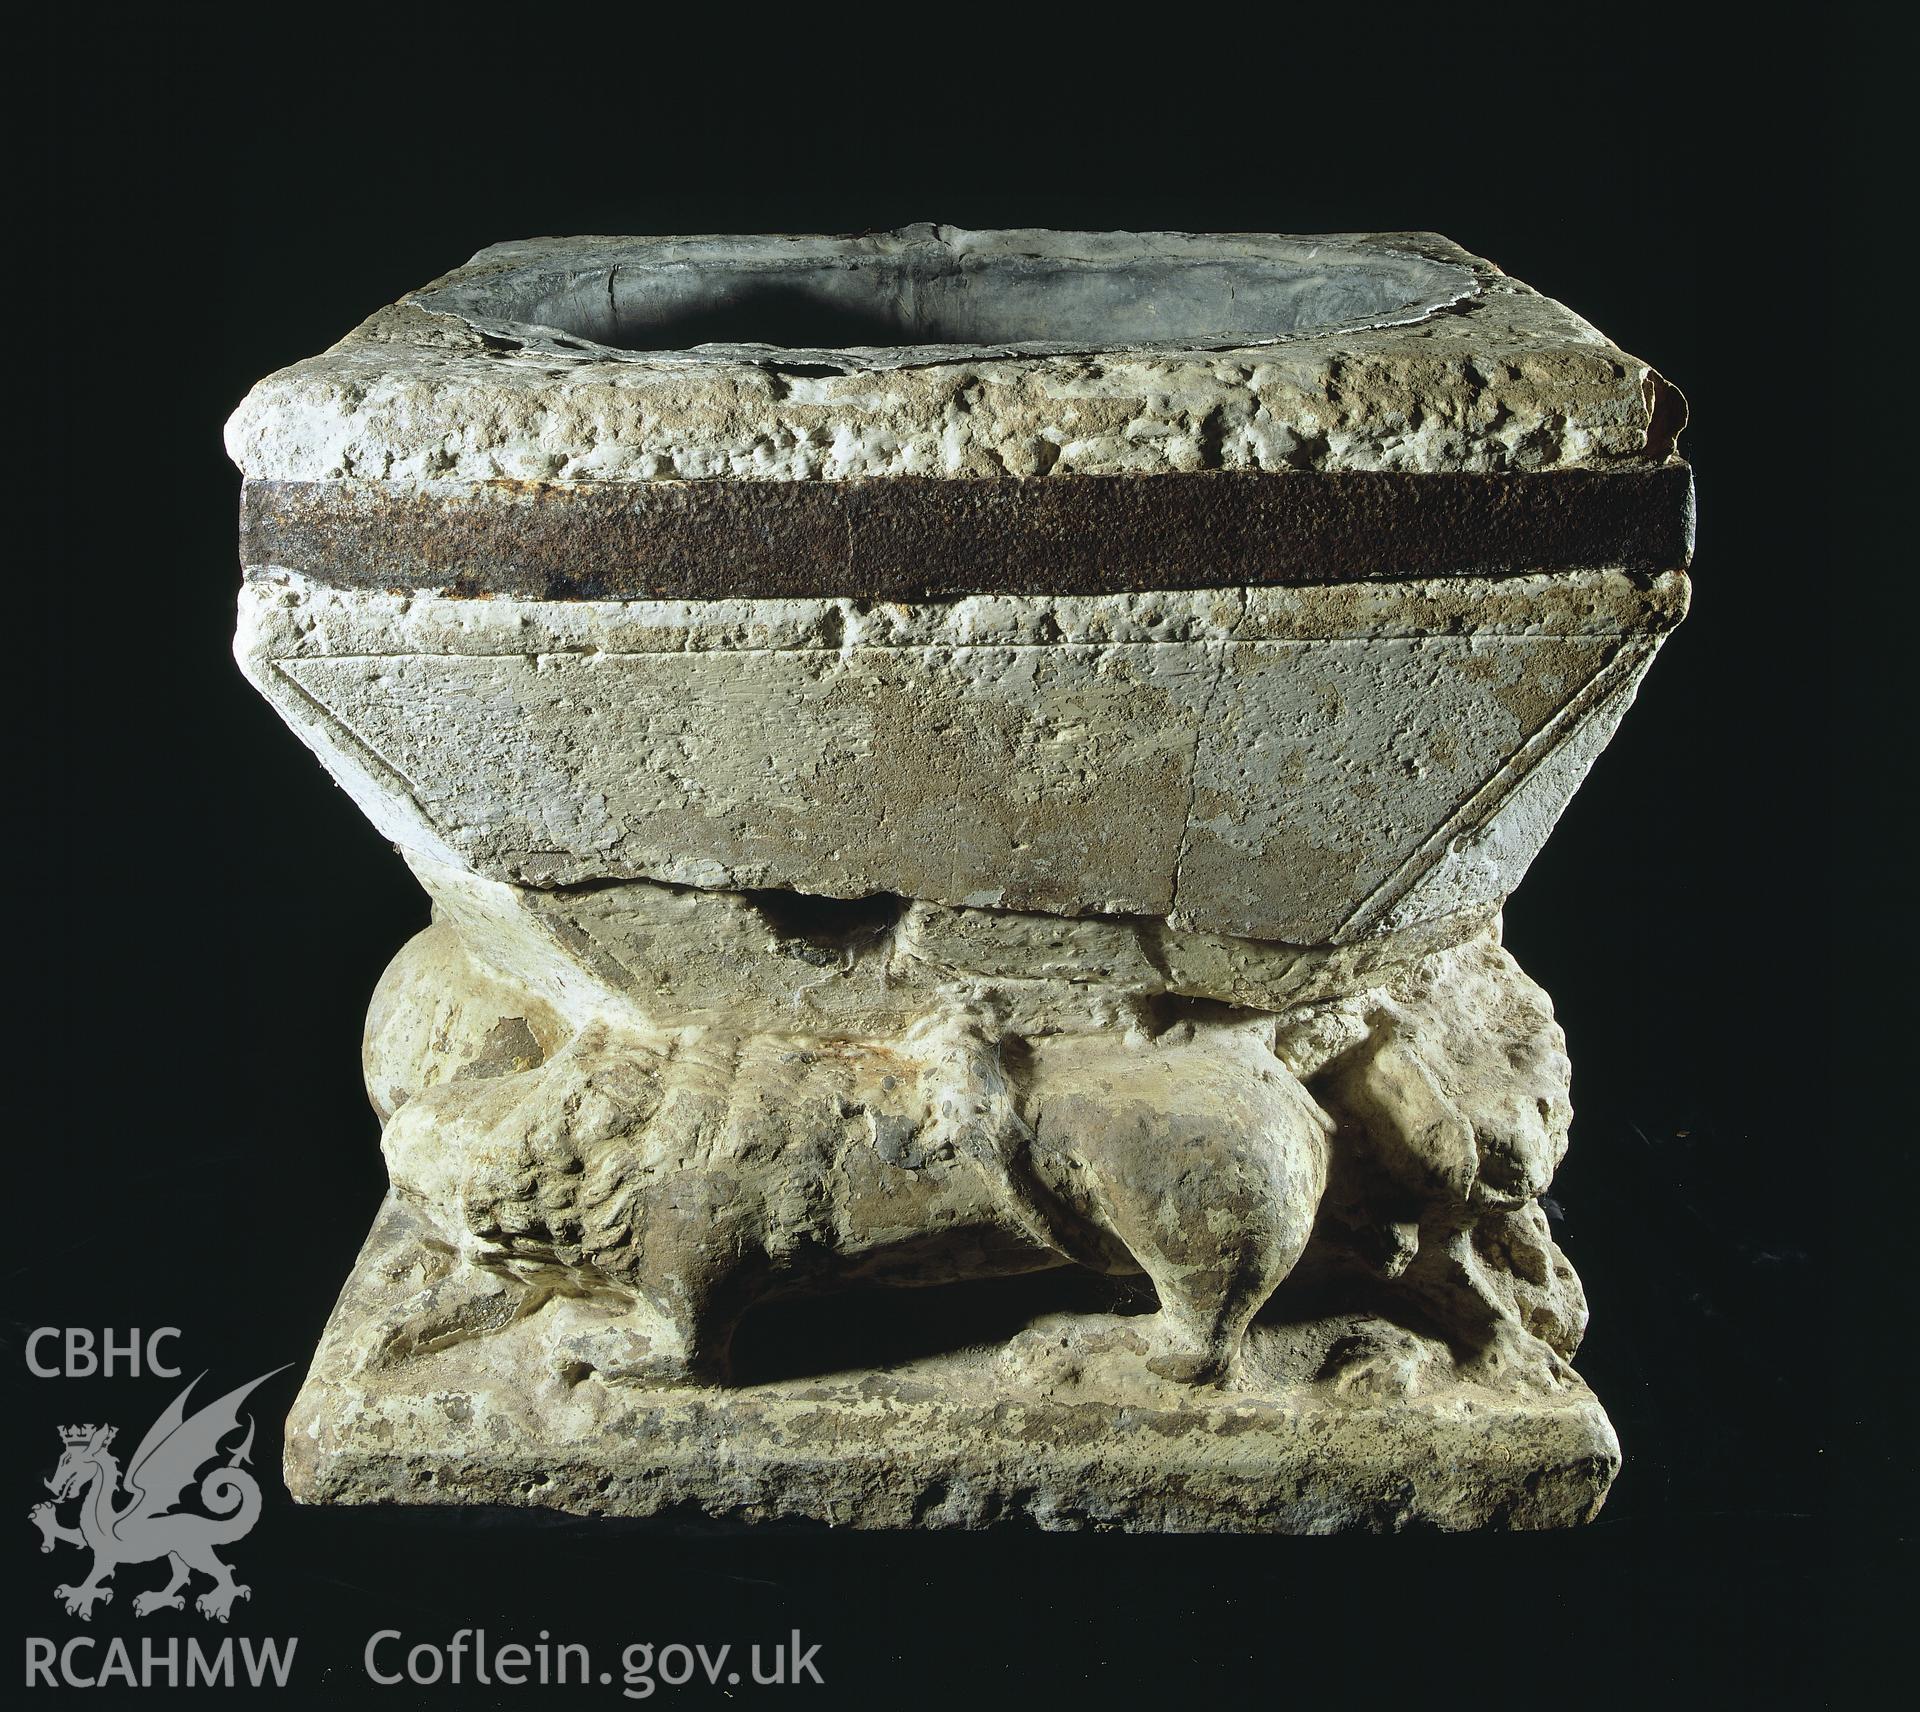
[383,1014,1331,1385]
[1277,933,1590,1389]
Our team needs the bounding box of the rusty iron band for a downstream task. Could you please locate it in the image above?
[240,466,1694,601]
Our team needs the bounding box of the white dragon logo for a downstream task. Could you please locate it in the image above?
[28,1368,287,1622]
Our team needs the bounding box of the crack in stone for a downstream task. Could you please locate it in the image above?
[1167,631,1235,920]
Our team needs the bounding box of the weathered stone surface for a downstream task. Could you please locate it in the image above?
[237,569,1684,941]
[288,1197,1619,1533]
[234,228,1689,1533]
[367,865,1490,1058]
[226,227,1683,486]
[299,915,1612,1529]
[299,906,1622,1530]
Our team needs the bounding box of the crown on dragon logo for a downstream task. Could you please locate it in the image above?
[58,1424,113,1448]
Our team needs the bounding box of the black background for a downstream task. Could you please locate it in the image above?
[11,16,1894,1705]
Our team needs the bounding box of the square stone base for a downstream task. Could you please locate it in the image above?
[285,1199,1618,1534]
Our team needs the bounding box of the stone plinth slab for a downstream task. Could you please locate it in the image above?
[288,1199,1618,1534]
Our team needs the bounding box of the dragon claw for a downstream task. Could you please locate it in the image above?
[196,1585,249,1623]
[55,1584,112,1620]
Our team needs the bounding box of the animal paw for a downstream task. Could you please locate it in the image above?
[134,1591,185,1617]
[56,1584,111,1620]
[548,1316,696,1387]
[1000,1312,1153,1390]
[1321,1324,1439,1401]
[1143,1345,1229,1387]
[196,1585,249,1623]
[29,1502,58,1551]
[1459,1320,1572,1394]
